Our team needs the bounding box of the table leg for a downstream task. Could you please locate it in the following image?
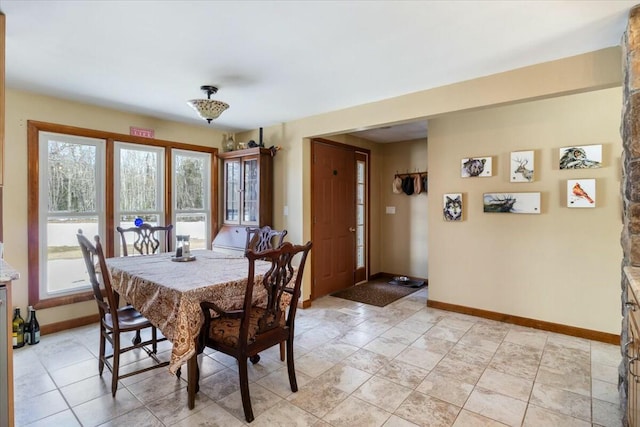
[187,353,199,409]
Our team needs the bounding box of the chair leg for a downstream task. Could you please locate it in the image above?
[286,338,298,392]
[238,357,254,423]
[279,342,285,361]
[151,327,158,353]
[111,333,120,397]
[132,331,141,346]
[98,328,106,375]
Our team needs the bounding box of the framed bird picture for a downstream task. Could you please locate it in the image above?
[559,145,602,169]
[567,179,596,208]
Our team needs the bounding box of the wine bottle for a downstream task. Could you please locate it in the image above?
[28,307,40,345]
[12,308,25,349]
[24,306,32,345]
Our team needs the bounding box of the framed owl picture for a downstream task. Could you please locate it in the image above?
[559,145,602,169]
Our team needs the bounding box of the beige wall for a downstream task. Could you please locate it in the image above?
[428,88,622,334]
[379,139,429,278]
[3,47,624,335]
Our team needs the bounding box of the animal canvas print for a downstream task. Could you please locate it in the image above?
[443,193,462,221]
[567,179,596,208]
[510,150,534,182]
[483,192,540,214]
[461,156,492,177]
[559,145,602,169]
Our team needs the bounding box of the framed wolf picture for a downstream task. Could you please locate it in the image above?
[443,193,463,221]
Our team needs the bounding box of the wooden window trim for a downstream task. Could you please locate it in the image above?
[27,120,218,309]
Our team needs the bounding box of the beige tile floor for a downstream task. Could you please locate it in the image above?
[13,287,624,426]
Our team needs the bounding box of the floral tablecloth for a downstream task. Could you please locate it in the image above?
[105,250,271,374]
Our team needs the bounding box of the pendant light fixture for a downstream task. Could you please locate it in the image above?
[187,85,229,123]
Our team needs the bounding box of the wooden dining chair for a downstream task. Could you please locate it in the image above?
[244,225,287,256]
[116,223,174,256]
[245,225,288,361]
[76,229,169,397]
[198,241,312,423]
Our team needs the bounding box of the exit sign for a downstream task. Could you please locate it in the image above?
[130,126,154,138]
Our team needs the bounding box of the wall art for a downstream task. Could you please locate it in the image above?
[567,179,596,208]
[510,150,534,182]
[461,156,492,178]
[483,192,541,214]
[559,145,602,169]
[443,193,463,221]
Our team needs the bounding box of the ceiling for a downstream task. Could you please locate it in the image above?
[0,1,636,143]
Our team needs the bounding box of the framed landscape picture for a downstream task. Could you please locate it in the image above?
[510,150,534,182]
[483,192,541,214]
[567,179,596,208]
[461,156,492,178]
[559,145,602,169]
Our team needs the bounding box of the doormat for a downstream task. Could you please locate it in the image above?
[331,280,426,307]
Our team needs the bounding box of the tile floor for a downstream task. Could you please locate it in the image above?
[13,287,624,426]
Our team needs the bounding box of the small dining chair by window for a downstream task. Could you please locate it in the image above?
[199,240,312,423]
[245,226,287,256]
[116,223,174,256]
[77,229,169,397]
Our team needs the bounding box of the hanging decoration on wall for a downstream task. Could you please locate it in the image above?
[483,192,540,214]
[461,156,492,177]
[559,145,602,169]
[510,150,535,182]
[567,179,596,208]
[443,193,463,221]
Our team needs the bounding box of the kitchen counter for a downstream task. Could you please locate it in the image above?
[0,259,19,283]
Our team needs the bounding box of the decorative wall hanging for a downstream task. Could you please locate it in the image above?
[567,179,596,208]
[510,150,534,182]
[559,145,602,169]
[461,156,492,177]
[483,192,540,214]
[443,193,463,221]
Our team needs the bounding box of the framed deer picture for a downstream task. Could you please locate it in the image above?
[510,150,534,182]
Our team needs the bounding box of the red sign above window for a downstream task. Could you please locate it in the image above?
[130,127,154,138]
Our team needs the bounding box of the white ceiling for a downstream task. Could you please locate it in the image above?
[0,1,636,142]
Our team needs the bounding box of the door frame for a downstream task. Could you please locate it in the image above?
[310,138,370,299]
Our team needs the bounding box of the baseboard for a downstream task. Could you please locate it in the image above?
[427,299,619,345]
[41,314,100,336]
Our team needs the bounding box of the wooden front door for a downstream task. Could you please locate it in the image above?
[311,140,356,298]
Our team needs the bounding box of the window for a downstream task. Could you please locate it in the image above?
[114,143,166,255]
[28,121,218,309]
[172,149,211,250]
[38,132,105,299]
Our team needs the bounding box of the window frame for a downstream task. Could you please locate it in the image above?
[27,120,218,310]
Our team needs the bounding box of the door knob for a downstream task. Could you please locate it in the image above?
[349,227,356,232]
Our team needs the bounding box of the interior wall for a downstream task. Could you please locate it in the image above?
[428,87,622,334]
[380,139,429,278]
[4,89,224,326]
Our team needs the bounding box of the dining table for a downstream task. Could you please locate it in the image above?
[104,249,272,409]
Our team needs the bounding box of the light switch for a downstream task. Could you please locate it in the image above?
[283,205,289,216]
[386,206,396,214]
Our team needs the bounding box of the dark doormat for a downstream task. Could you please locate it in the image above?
[331,280,427,307]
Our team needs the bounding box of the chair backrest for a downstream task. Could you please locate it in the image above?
[77,229,119,325]
[242,241,312,340]
[245,226,287,256]
[116,223,173,256]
